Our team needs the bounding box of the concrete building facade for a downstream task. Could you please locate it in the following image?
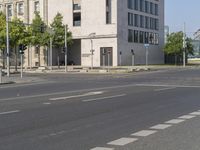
[0,0,165,67]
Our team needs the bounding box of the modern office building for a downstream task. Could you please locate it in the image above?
[0,0,164,67]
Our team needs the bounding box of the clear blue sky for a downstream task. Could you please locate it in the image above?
[165,0,200,37]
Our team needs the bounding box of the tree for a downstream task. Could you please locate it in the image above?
[0,12,6,68]
[9,17,27,71]
[30,12,49,66]
[50,13,72,66]
[164,31,194,64]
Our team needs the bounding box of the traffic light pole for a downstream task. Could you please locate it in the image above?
[20,54,23,79]
[65,25,67,72]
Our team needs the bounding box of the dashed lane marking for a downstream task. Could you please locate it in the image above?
[49,91,104,101]
[190,112,200,115]
[131,130,157,137]
[0,110,20,115]
[43,102,51,105]
[179,115,196,119]
[154,87,176,92]
[150,124,172,130]
[90,147,114,150]
[107,137,138,146]
[82,94,126,102]
[165,119,185,124]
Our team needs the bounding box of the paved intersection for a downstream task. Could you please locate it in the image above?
[0,67,200,150]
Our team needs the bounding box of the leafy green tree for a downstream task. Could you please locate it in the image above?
[164,31,193,64]
[50,13,72,66]
[9,18,27,71]
[29,12,50,66]
[0,12,6,68]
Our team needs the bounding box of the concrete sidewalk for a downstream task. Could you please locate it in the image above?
[0,74,43,85]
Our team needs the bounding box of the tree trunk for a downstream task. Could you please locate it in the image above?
[2,49,5,69]
[38,48,41,67]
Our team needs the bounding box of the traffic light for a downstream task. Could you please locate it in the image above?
[19,44,27,55]
[62,47,66,53]
[40,23,45,33]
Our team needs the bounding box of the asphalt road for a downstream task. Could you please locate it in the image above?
[0,68,200,150]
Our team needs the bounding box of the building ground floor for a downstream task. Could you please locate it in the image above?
[0,37,164,68]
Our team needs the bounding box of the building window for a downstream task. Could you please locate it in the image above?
[127,0,133,9]
[154,33,159,45]
[128,29,134,42]
[155,4,158,16]
[18,3,24,16]
[155,19,159,30]
[106,0,112,24]
[0,5,3,12]
[150,2,153,14]
[134,0,138,10]
[134,14,139,27]
[34,1,40,13]
[140,15,144,28]
[145,32,149,44]
[73,3,81,10]
[139,31,144,43]
[140,0,144,12]
[145,16,149,29]
[134,30,139,43]
[149,32,154,44]
[128,12,133,26]
[73,12,81,26]
[145,1,149,13]
[7,5,12,20]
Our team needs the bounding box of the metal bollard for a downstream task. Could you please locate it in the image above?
[0,68,2,84]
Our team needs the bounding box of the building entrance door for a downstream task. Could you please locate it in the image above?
[100,47,113,66]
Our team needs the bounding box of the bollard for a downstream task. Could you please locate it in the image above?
[0,68,2,84]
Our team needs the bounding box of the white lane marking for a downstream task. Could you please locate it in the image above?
[82,94,126,102]
[150,124,172,130]
[0,83,136,101]
[0,81,54,89]
[2,82,200,102]
[179,115,195,119]
[0,110,20,115]
[154,87,176,92]
[43,102,51,105]
[165,119,185,124]
[49,91,104,101]
[91,147,114,150]
[108,137,138,146]
[136,84,200,88]
[131,130,157,137]
[190,112,200,115]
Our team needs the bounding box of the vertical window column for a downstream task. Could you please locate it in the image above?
[106,0,112,24]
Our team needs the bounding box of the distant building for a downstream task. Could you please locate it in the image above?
[0,0,165,67]
[190,40,200,58]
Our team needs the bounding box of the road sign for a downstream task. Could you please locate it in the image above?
[144,44,150,47]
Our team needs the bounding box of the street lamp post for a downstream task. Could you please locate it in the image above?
[47,28,55,70]
[6,6,10,77]
[183,23,186,67]
[88,33,96,69]
[64,25,68,72]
